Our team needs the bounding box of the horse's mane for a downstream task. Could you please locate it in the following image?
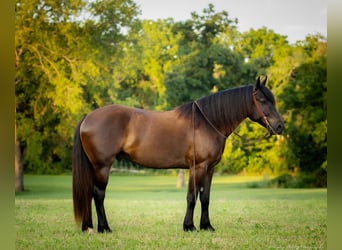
[174,85,255,132]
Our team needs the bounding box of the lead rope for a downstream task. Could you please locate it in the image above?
[194,100,227,139]
[191,102,197,198]
[232,130,271,146]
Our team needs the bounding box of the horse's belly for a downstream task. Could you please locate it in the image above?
[120,110,192,168]
[123,139,189,169]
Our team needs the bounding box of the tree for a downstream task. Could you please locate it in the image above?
[15,1,327,187]
[15,123,24,192]
[234,27,289,84]
[215,28,290,175]
[165,4,240,107]
[113,19,181,110]
[15,0,139,181]
[176,169,185,188]
[15,0,90,175]
[280,35,327,173]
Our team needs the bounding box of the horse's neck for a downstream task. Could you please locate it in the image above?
[208,88,251,137]
[225,115,248,137]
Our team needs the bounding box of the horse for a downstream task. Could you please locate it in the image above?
[72,76,284,233]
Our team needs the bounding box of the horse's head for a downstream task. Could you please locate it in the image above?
[248,76,284,135]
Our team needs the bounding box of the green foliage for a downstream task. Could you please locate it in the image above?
[236,27,288,67]
[165,6,241,107]
[15,1,327,183]
[280,35,327,173]
[15,0,140,173]
[249,169,327,188]
[114,19,181,109]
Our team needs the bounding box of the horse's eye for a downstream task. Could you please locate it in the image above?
[258,97,266,103]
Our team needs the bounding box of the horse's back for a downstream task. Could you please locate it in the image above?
[79,104,192,169]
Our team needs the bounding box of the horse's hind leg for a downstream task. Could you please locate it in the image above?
[93,166,112,233]
[81,197,94,232]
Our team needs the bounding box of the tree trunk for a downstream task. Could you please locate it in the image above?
[176,169,185,188]
[15,125,24,192]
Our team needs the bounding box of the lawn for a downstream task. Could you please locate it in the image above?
[15,174,327,249]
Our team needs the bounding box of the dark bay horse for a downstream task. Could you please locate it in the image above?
[72,77,284,233]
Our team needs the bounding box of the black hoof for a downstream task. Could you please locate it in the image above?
[183,224,197,232]
[98,226,112,233]
[200,224,215,231]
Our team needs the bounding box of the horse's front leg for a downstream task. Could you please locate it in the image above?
[199,166,215,231]
[183,168,199,231]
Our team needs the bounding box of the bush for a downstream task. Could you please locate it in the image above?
[268,174,298,188]
[247,169,327,189]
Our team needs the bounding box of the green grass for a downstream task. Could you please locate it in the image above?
[16,174,327,249]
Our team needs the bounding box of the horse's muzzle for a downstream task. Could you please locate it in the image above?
[271,121,284,135]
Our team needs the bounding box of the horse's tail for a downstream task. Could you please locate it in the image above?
[72,117,94,227]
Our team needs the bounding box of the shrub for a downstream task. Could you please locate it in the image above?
[248,169,327,189]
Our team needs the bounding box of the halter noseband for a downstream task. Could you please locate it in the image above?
[252,89,276,135]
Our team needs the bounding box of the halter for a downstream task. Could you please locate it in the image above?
[252,89,276,135]
[193,89,276,138]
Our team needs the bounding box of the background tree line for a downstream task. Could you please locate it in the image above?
[15,0,327,190]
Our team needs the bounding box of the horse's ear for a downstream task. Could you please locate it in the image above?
[262,75,267,86]
[255,76,267,90]
[255,76,261,90]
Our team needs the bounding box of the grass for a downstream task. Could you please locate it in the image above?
[16,174,327,249]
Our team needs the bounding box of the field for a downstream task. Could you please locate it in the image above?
[15,174,327,249]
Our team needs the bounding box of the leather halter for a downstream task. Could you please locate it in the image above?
[194,89,276,138]
[252,89,276,134]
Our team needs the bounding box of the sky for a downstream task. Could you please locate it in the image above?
[134,0,327,44]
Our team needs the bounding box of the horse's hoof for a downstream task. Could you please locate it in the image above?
[200,224,215,232]
[183,224,197,232]
[97,226,112,233]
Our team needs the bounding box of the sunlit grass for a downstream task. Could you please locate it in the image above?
[16,175,326,249]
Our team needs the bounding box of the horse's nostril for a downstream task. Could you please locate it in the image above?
[277,123,284,133]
